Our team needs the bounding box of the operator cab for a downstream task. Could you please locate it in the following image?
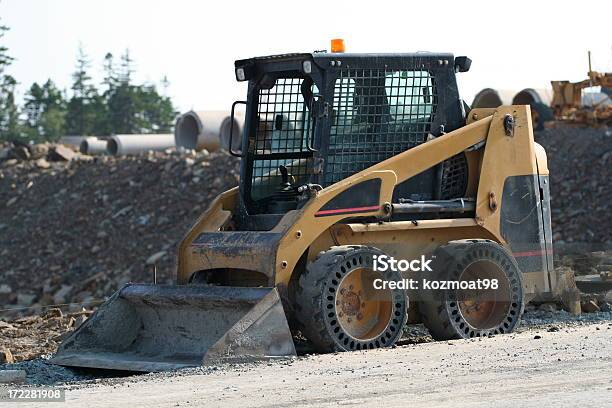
[229,41,472,228]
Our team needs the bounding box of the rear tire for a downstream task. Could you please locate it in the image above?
[295,245,408,352]
[419,240,524,340]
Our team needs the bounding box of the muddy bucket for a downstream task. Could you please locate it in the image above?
[50,284,296,372]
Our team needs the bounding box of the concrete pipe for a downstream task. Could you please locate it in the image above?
[472,88,553,131]
[59,136,86,149]
[106,134,174,156]
[80,137,107,155]
[472,88,552,108]
[512,88,552,106]
[174,111,231,152]
[471,88,515,108]
[512,89,554,130]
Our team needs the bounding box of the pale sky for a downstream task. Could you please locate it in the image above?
[1,0,611,112]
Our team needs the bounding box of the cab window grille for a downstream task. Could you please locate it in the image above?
[250,77,315,202]
[325,69,436,186]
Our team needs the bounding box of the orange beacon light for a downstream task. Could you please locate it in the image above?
[331,39,346,53]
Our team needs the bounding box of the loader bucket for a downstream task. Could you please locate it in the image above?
[49,284,296,372]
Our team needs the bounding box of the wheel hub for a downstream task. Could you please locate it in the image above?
[335,267,392,340]
[460,298,496,323]
[338,288,361,317]
[456,260,511,330]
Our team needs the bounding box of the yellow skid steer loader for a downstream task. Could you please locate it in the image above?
[51,44,561,371]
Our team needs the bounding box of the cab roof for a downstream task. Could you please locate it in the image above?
[235,52,455,67]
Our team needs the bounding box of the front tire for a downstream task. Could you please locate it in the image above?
[295,245,408,352]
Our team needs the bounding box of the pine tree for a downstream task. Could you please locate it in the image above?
[102,52,117,92]
[0,20,20,140]
[119,49,135,85]
[0,21,12,68]
[1,36,178,140]
[106,49,138,133]
[65,45,99,136]
[23,80,67,141]
[160,75,170,96]
[23,82,44,136]
[137,83,176,133]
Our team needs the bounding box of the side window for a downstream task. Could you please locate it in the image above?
[255,78,312,154]
[250,77,318,202]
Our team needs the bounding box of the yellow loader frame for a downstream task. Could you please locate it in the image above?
[177,106,555,306]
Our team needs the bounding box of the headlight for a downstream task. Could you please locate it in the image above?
[236,67,246,81]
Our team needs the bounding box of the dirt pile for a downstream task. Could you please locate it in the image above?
[535,126,612,244]
[0,143,239,318]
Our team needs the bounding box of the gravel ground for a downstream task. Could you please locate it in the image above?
[5,316,611,408]
[520,308,612,327]
[2,309,610,387]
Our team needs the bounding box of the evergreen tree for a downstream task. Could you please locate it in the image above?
[102,52,117,92]
[0,20,12,68]
[0,20,20,140]
[65,46,99,136]
[106,49,140,134]
[118,49,135,85]
[137,83,176,133]
[1,36,177,141]
[23,79,67,141]
[160,75,170,96]
[107,81,136,134]
[90,92,109,136]
[106,48,176,134]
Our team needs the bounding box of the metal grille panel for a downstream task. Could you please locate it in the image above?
[440,153,468,199]
[325,69,437,185]
[250,77,314,202]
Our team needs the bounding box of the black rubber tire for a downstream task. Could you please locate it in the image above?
[530,102,554,131]
[419,239,524,340]
[295,245,408,353]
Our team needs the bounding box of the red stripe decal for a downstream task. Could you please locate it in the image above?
[513,249,553,257]
[315,205,380,217]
